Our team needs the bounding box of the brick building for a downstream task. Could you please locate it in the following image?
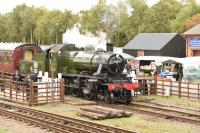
[183,24,200,56]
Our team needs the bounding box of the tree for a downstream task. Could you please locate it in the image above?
[35,9,77,44]
[80,0,132,47]
[184,13,200,30]
[0,14,7,41]
[127,0,148,36]
[140,0,182,33]
[170,0,200,33]
[79,0,106,35]
[5,4,27,42]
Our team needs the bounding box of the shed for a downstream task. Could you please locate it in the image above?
[133,56,172,77]
[123,33,186,57]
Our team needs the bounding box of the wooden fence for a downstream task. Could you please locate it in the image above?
[0,71,199,103]
[0,77,65,105]
[156,80,200,101]
[136,77,200,102]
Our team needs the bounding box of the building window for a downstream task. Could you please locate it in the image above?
[0,52,2,63]
[4,52,10,64]
[24,49,33,60]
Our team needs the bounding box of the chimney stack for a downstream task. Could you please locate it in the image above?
[106,43,113,52]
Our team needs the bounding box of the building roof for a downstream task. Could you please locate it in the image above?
[123,33,178,50]
[39,44,56,51]
[0,42,24,51]
[183,23,200,35]
[49,44,65,52]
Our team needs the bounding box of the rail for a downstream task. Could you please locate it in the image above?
[0,101,138,133]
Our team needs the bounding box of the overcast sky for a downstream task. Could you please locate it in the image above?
[0,0,160,14]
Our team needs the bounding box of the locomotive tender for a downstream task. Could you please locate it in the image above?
[0,43,139,103]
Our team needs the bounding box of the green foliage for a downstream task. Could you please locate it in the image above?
[79,0,106,35]
[0,4,78,44]
[2,0,200,47]
[0,14,7,41]
[170,0,200,33]
[140,0,182,33]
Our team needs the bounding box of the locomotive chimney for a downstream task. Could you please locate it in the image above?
[106,43,113,52]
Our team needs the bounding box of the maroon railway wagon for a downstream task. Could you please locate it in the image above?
[0,43,41,73]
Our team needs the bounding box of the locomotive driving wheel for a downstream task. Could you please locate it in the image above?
[125,90,133,104]
[68,78,81,97]
[84,93,94,100]
[104,91,112,103]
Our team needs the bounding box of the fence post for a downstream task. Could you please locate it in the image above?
[187,82,189,100]
[162,80,164,96]
[29,80,33,106]
[170,80,172,97]
[22,82,25,103]
[154,76,157,95]
[198,83,200,102]
[178,80,181,98]
[9,79,12,100]
[46,82,48,103]
[51,80,55,104]
[60,79,65,102]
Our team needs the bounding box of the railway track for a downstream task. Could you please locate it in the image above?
[99,102,200,125]
[0,102,138,133]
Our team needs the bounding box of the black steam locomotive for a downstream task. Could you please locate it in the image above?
[19,43,139,103]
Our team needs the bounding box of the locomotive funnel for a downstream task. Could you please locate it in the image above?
[106,43,113,52]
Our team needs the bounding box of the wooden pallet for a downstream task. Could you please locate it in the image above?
[77,106,132,120]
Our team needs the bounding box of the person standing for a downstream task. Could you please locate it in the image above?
[125,60,132,75]
[12,70,22,91]
[25,75,30,101]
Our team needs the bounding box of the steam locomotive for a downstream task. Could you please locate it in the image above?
[0,43,139,103]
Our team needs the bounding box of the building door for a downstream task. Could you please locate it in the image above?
[193,50,200,56]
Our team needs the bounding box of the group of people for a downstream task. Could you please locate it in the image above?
[12,70,31,100]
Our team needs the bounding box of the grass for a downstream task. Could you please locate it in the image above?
[34,103,200,133]
[146,95,200,108]
[0,128,7,133]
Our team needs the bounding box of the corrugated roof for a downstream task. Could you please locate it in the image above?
[39,44,56,51]
[0,42,24,51]
[123,33,178,50]
[183,23,200,35]
[50,44,69,52]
